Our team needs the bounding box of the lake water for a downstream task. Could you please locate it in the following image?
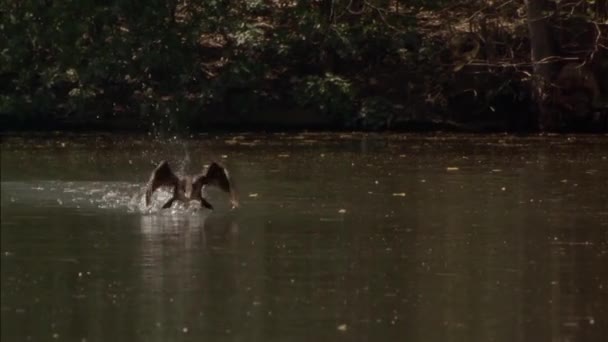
[1,133,607,342]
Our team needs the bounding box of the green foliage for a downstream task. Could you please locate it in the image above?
[232,25,266,51]
[293,74,356,123]
[358,97,395,130]
[1,0,429,130]
[1,0,605,131]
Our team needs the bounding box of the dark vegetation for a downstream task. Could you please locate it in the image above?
[1,0,607,132]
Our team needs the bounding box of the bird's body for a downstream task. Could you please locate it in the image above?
[145,161,238,210]
[175,176,195,202]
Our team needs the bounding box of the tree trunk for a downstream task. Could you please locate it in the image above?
[524,0,558,130]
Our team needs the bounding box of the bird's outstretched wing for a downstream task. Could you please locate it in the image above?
[145,161,179,206]
[193,162,239,208]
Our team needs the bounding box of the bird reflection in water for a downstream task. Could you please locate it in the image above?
[138,212,240,297]
[137,212,241,329]
[139,211,239,251]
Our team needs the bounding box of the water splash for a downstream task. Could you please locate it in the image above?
[177,143,191,175]
[1,181,209,215]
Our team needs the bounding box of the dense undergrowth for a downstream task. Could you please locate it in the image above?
[1,1,607,132]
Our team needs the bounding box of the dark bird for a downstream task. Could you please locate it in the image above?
[145,160,238,210]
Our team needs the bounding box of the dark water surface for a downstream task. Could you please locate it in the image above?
[1,133,607,342]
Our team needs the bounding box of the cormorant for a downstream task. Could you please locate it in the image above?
[145,160,238,210]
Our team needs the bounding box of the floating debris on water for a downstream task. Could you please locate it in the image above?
[338,209,347,214]
[337,324,348,332]
[392,193,406,197]
[248,193,259,198]
[446,167,459,171]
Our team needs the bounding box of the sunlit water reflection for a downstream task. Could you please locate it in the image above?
[1,133,607,342]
